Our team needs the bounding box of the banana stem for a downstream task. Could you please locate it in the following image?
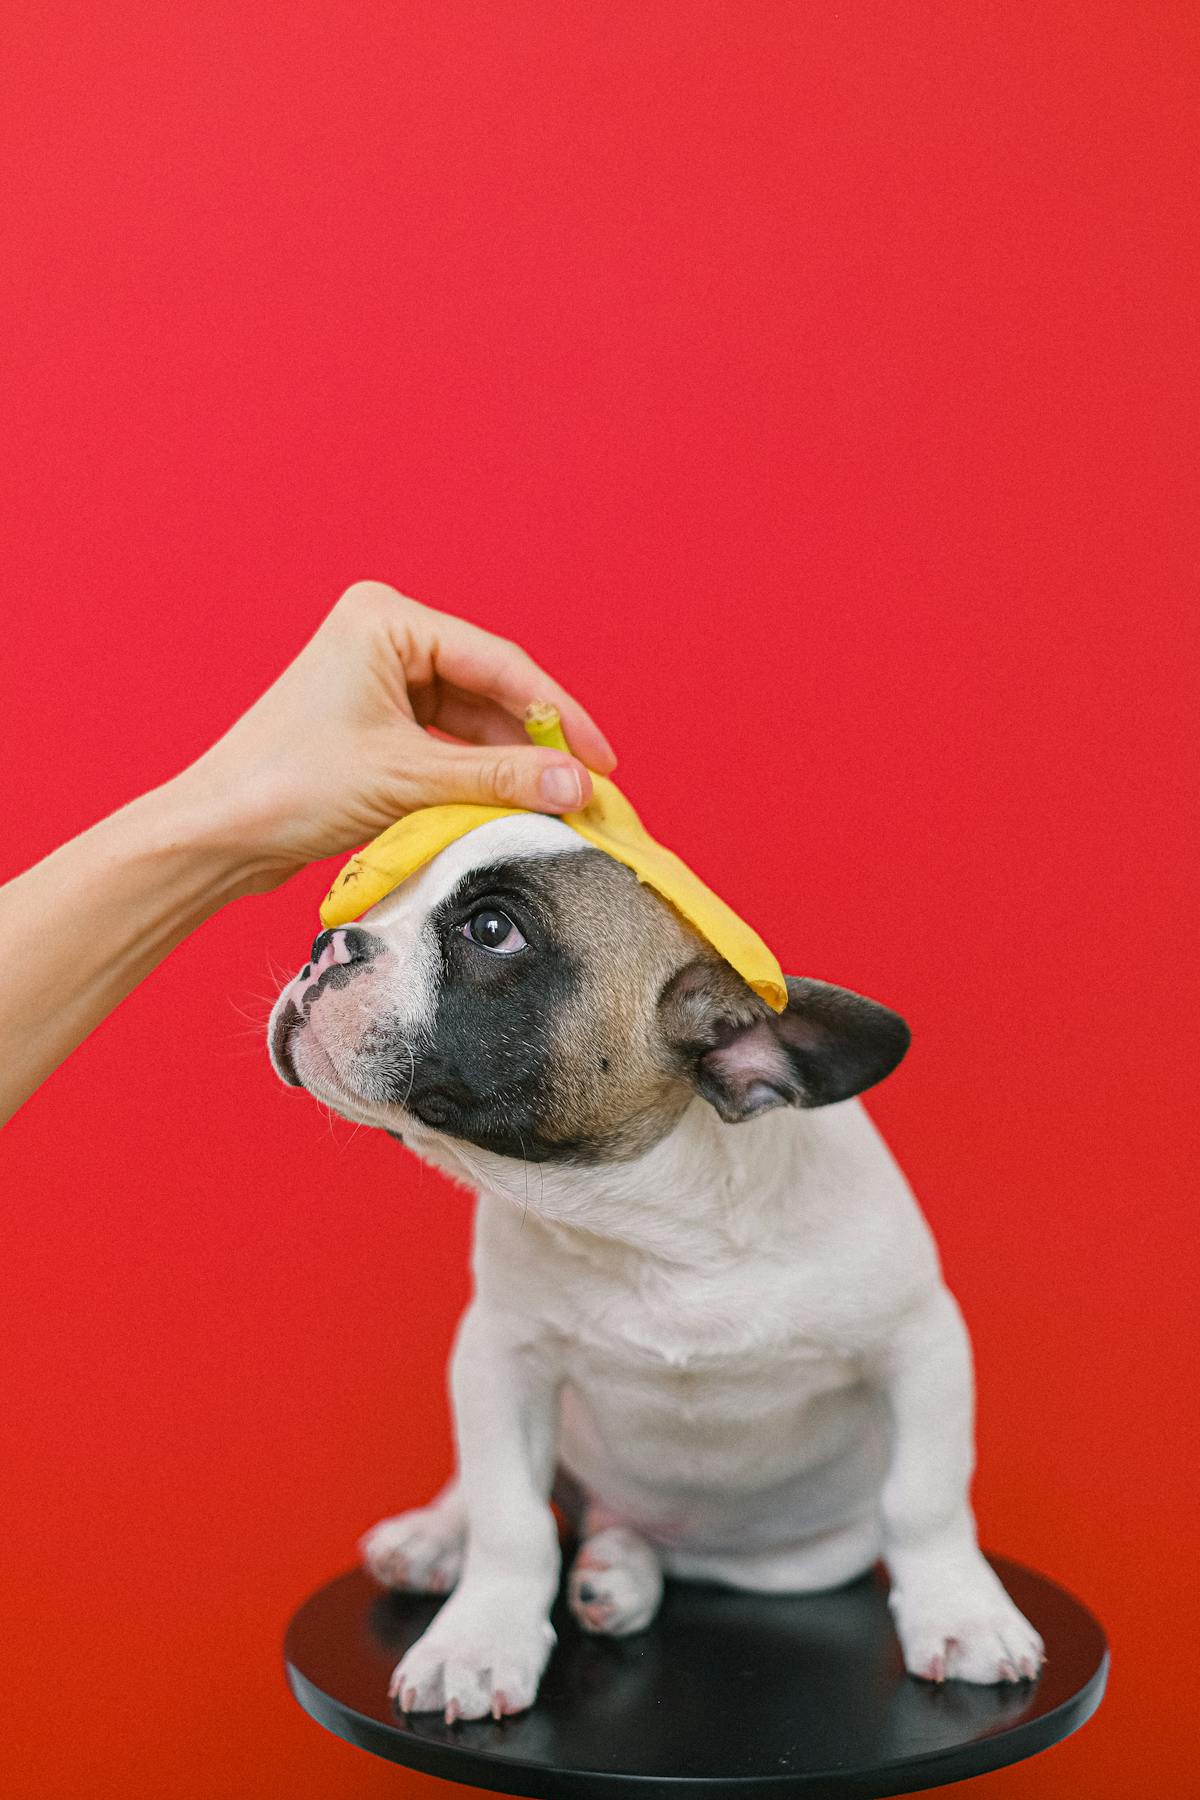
[523,701,570,754]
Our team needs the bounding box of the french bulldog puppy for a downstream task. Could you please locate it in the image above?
[269,814,1044,1723]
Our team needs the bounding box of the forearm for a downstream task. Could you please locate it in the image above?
[0,774,269,1126]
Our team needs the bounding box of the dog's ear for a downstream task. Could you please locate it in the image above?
[657,959,910,1123]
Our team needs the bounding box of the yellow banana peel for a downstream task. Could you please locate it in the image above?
[319,704,787,1012]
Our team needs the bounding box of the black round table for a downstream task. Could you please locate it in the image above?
[284,1556,1107,1799]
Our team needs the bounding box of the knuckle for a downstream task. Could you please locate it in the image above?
[489,757,525,806]
[337,579,401,615]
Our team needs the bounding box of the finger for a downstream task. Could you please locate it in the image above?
[401,741,594,814]
[422,689,531,748]
[427,623,618,773]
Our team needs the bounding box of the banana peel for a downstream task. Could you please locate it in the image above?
[319,703,787,1012]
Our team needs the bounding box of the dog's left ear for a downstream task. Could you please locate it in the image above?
[658,959,911,1123]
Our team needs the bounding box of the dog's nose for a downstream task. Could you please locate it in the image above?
[308,926,376,974]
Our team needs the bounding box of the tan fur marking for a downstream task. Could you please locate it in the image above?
[527,852,716,1160]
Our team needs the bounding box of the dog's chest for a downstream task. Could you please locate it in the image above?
[548,1254,870,1496]
[552,1247,862,1398]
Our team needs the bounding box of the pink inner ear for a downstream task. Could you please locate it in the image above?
[705,1018,799,1112]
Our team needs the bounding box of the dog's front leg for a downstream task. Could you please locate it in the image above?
[390,1301,561,1722]
[876,1285,1045,1684]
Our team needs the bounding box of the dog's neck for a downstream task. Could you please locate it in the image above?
[409,1098,834,1267]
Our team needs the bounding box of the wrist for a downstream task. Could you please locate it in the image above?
[133,769,293,903]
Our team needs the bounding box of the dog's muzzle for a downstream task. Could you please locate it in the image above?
[270,926,380,1087]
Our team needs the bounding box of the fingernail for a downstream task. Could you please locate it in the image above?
[540,764,583,809]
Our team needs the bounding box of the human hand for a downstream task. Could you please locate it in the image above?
[173,581,617,892]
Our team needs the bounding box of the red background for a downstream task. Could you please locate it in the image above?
[2,5,1195,1796]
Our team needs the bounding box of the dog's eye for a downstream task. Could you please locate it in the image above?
[463,909,527,955]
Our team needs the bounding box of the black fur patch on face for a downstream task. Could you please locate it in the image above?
[385,856,593,1161]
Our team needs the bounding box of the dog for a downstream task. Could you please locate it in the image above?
[268,812,1045,1723]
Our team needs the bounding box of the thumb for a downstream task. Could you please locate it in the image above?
[408,742,593,814]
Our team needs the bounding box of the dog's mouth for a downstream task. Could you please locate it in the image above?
[270,987,416,1140]
[270,996,305,1087]
[269,990,360,1107]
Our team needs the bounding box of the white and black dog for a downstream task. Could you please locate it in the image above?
[268,813,1044,1723]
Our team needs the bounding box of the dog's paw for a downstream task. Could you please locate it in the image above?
[389,1597,556,1722]
[890,1561,1046,1684]
[359,1507,465,1595]
[568,1526,663,1636]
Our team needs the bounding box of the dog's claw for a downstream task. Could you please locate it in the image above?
[491,1689,508,1720]
[444,1699,461,1724]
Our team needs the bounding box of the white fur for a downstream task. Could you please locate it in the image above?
[272,818,1045,1721]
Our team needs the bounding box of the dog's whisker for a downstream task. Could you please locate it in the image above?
[226,997,278,1030]
[515,1129,532,1229]
[264,953,294,989]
